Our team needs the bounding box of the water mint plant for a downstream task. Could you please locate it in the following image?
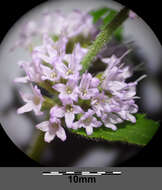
[14,7,159,161]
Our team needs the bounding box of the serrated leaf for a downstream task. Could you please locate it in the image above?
[70,114,159,146]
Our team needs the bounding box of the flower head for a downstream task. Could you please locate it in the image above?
[14,9,146,143]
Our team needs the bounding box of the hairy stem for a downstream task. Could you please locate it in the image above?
[80,7,129,74]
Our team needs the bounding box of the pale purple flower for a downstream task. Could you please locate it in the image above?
[11,10,97,51]
[40,64,60,82]
[17,85,44,115]
[53,79,79,102]
[91,92,108,117]
[50,105,64,123]
[106,75,146,100]
[39,11,64,35]
[50,99,83,128]
[56,43,87,80]
[62,99,83,128]
[102,51,132,83]
[14,74,29,83]
[14,52,43,83]
[99,53,146,127]
[117,99,138,123]
[103,80,128,96]
[10,21,38,51]
[104,97,121,113]
[36,118,66,143]
[112,83,136,100]
[50,9,96,38]
[72,43,88,63]
[78,73,99,100]
[73,109,102,135]
[116,66,132,81]
[14,10,146,140]
[101,113,123,131]
[102,50,131,67]
[101,53,146,102]
[102,55,121,67]
[33,33,68,64]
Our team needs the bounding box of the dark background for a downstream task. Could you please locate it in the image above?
[0,0,161,167]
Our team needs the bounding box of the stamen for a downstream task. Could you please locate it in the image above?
[50,71,57,78]
[52,123,59,130]
[66,69,73,75]
[136,74,147,83]
[84,117,92,125]
[66,87,72,94]
[82,89,87,96]
[66,104,73,112]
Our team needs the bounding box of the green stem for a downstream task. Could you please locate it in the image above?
[27,131,46,162]
[80,7,129,74]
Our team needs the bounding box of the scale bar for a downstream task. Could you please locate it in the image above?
[42,171,122,176]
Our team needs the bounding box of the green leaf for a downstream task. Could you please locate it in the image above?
[70,114,159,146]
[103,10,117,25]
[90,7,111,23]
[114,26,123,41]
[90,7,123,41]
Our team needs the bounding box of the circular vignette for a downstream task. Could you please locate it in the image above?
[0,0,161,166]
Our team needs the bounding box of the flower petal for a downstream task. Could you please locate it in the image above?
[65,112,74,128]
[86,126,93,135]
[73,105,83,114]
[90,77,100,88]
[72,121,79,129]
[17,103,33,114]
[14,76,29,83]
[50,106,64,118]
[33,105,44,116]
[126,113,136,123]
[53,83,66,93]
[36,121,49,132]
[105,123,117,131]
[44,131,55,143]
[56,126,66,141]
[88,88,99,96]
[19,91,32,102]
